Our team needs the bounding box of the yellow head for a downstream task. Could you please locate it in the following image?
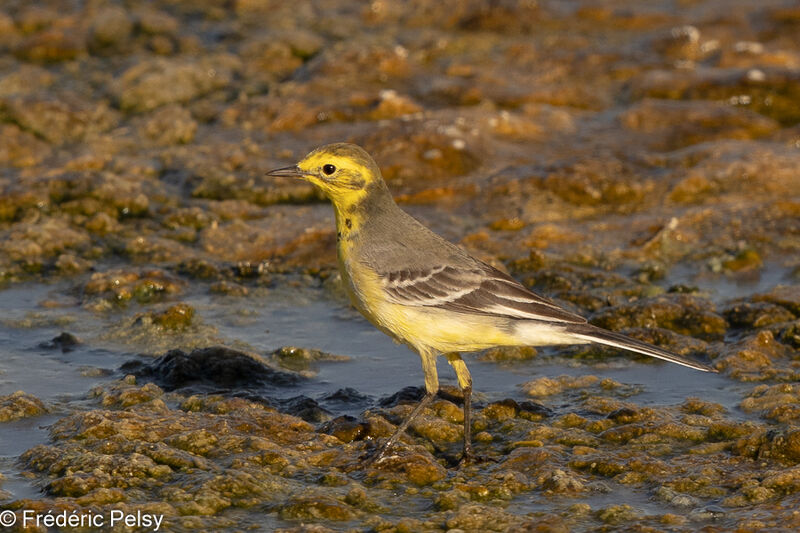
[267,143,386,211]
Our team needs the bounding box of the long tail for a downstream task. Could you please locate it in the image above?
[564,323,717,373]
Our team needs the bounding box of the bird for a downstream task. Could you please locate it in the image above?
[267,143,716,465]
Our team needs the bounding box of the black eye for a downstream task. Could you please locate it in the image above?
[322,164,336,176]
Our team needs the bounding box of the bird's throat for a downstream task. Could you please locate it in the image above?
[334,206,360,243]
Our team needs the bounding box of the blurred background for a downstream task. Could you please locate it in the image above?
[1,1,799,531]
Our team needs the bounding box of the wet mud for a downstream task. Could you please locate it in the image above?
[1,0,800,531]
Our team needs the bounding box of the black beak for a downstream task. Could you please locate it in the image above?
[265,165,304,178]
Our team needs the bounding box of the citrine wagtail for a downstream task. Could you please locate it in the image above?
[267,143,716,464]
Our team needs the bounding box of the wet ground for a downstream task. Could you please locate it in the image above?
[1,0,800,531]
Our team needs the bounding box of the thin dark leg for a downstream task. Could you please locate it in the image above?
[366,391,436,465]
[365,349,439,466]
[461,384,473,462]
[445,353,475,464]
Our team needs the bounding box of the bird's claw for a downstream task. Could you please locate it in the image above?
[457,448,496,467]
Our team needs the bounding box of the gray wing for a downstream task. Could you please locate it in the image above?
[380,263,587,324]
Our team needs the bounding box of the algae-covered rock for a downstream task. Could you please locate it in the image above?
[483,398,551,423]
[365,448,447,487]
[14,28,86,63]
[0,124,52,167]
[149,303,195,330]
[0,216,92,273]
[114,55,240,112]
[741,384,800,423]
[87,6,134,55]
[714,330,796,381]
[0,391,48,422]
[320,415,371,444]
[83,268,186,306]
[357,117,482,188]
[596,504,639,525]
[589,294,727,341]
[753,286,800,316]
[279,494,357,521]
[0,95,119,145]
[138,104,198,145]
[5,372,798,531]
[444,503,531,532]
[522,375,620,398]
[478,345,537,362]
[92,377,167,410]
[1,0,800,530]
[541,157,651,208]
[620,98,779,150]
[18,393,314,519]
[734,429,800,465]
[723,301,796,330]
[269,346,350,374]
[631,67,800,127]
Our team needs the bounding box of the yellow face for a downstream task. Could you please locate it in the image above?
[267,143,382,208]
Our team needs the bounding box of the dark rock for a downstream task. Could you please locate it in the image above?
[319,415,370,443]
[39,331,80,353]
[174,259,221,280]
[280,395,330,423]
[606,407,641,423]
[753,286,800,316]
[754,429,800,464]
[436,385,466,406]
[232,260,268,278]
[518,400,553,418]
[775,321,800,348]
[723,301,796,330]
[378,386,426,407]
[320,387,371,408]
[121,346,300,391]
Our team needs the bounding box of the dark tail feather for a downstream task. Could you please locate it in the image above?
[565,324,717,373]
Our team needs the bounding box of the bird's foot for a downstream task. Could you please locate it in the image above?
[360,439,397,468]
[458,450,478,467]
[440,446,496,468]
[457,453,496,467]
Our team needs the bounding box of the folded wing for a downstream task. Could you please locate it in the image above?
[380,263,587,324]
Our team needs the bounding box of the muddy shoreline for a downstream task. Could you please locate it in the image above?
[2,0,800,531]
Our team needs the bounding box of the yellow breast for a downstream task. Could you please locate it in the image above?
[337,244,519,353]
[337,239,384,323]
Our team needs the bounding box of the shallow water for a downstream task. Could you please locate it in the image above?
[0,274,742,408]
[1,0,799,529]
[0,269,766,519]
